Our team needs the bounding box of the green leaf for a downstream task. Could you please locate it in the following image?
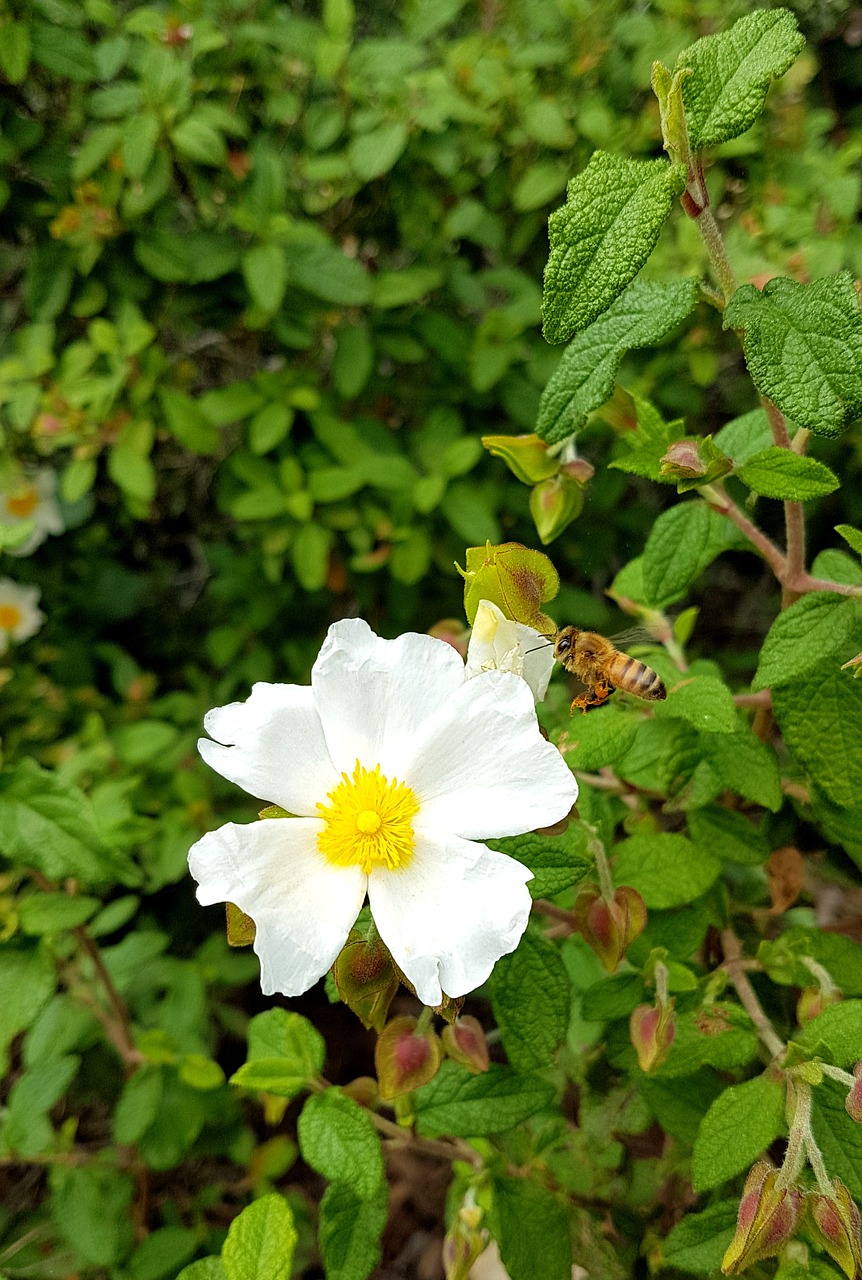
[778,928,862,997]
[285,242,370,305]
[798,1000,862,1067]
[773,659,862,807]
[291,523,332,592]
[414,1062,554,1138]
[713,407,774,464]
[490,927,571,1071]
[242,245,289,314]
[0,760,135,886]
[122,113,160,180]
[754,593,858,690]
[0,949,55,1076]
[641,1070,724,1144]
[536,278,697,444]
[221,1195,296,1280]
[641,502,744,606]
[172,116,226,166]
[836,524,862,557]
[177,1260,226,1280]
[556,706,640,770]
[50,1164,136,1267]
[18,893,100,935]
[699,731,782,811]
[114,1068,163,1144]
[687,807,768,865]
[230,1009,325,1099]
[159,389,220,455]
[582,972,643,1021]
[661,1202,739,1275]
[724,274,862,438]
[135,231,239,285]
[612,833,721,908]
[127,1227,199,1280]
[811,1079,862,1199]
[0,20,30,83]
[248,404,294,454]
[653,1004,758,1077]
[655,674,738,733]
[31,20,97,80]
[486,826,591,900]
[318,1182,388,1280]
[675,9,803,148]
[492,1179,573,1280]
[349,122,408,181]
[370,267,441,309]
[542,152,687,344]
[691,1075,785,1191]
[3,1054,79,1156]
[738,448,840,500]
[297,1090,385,1201]
[332,323,374,399]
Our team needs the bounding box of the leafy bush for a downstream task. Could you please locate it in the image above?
[1,0,862,1277]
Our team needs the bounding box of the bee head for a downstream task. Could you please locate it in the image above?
[553,626,578,658]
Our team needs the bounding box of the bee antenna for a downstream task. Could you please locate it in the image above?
[524,640,554,654]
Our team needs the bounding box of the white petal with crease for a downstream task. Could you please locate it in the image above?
[311,618,466,776]
[188,819,366,996]
[199,683,339,814]
[403,669,577,840]
[367,830,532,1006]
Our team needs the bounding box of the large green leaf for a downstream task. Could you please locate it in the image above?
[297,1090,385,1201]
[490,926,571,1071]
[691,1075,785,1191]
[221,1195,296,1280]
[492,1179,573,1280]
[414,1063,554,1138]
[612,832,721,908]
[773,659,862,807]
[754,593,860,691]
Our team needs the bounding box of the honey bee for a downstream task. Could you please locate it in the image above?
[551,626,667,715]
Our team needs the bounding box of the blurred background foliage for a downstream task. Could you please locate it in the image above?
[0,0,861,1274]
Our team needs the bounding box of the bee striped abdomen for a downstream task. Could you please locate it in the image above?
[607,652,667,701]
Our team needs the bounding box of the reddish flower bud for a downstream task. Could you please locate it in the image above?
[660,435,732,490]
[529,474,585,545]
[845,1063,862,1124]
[333,929,399,1032]
[630,998,676,1073]
[797,984,843,1025]
[481,433,559,485]
[441,1016,490,1075]
[806,1179,862,1280]
[558,458,595,485]
[443,1204,487,1280]
[574,884,647,972]
[342,1076,379,1109]
[375,1015,443,1101]
[722,1162,803,1275]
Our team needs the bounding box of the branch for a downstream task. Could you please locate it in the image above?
[370,1110,482,1167]
[701,486,787,578]
[73,926,143,1073]
[720,929,786,1061]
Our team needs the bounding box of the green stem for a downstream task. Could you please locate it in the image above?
[696,206,737,302]
[776,1079,809,1191]
[720,929,786,1060]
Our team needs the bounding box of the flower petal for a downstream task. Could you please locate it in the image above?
[368,831,532,1006]
[517,622,555,701]
[188,818,366,996]
[311,617,467,776]
[404,669,577,839]
[199,683,339,814]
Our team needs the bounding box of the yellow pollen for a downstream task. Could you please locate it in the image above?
[0,605,22,631]
[7,488,38,519]
[317,760,419,875]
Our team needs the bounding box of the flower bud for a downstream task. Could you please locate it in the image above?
[481,433,558,485]
[630,998,676,1072]
[845,1063,862,1124]
[441,1016,490,1075]
[333,929,400,1032]
[721,1162,803,1275]
[558,457,595,485]
[457,541,559,633]
[660,436,732,490]
[342,1076,379,1109]
[797,984,843,1026]
[530,474,585,545]
[806,1179,862,1280]
[443,1204,488,1280]
[375,1015,443,1101]
[574,884,647,973]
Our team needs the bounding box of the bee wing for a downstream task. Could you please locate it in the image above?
[609,625,661,649]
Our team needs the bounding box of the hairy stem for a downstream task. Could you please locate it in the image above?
[701,485,787,578]
[73,926,142,1073]
[720,929,786,1060]
[697,207,737,302]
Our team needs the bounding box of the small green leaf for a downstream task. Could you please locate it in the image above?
[492,1179,573,1280]
[753,593,858,690]
[641,501,743,605]
[738,447,839,500]
[724,273,862,438]
[291,523,332,592]
[177,1260,226,1280]
[612,833,721,908]
[656,675,738,733]
[661,1202,739,1275]
[230,1009,325,1099]
[798,999,862,1067]
[542,152,687,344]
[687,807,768,865]
[242,245,289,315]
[319,1183,387,1280]
[50,1165,135,1266]
[0,21,30,83]
[415,1062,554,1137]
[127,1227,199,1280]
[537,278,697,444]
[285,241,370,305]
[557,706,640,771]
[691,1074,785,1191]
[713,408,774,464]
[370,267,441,309]
[349,122,408,181]
[490,927,571,1071]
[172,116,226,166]
[159,389,220,455]
[2,1053,79,1156]
[248,404,294,455]
[297,1090,385,1201]
[18,893,100,935]
[676,9,804,148]
[773,660,862,807]
[221,1195,296,1280]
[31,20,97,81]
[836,524,862,557]
[486,826,590,900]
[122,113,160,180]
[699,731,782,811]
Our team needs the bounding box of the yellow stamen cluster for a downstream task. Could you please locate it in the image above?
[7,487,38,519]
[0,605,22,631]
[317,760,419,874]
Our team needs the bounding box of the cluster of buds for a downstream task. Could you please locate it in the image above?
[443,1195,488,1280]
[481,434,594,544]
[574,883,646,973]
[375,1014,490,1102]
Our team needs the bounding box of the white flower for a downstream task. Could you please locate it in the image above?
[1,467,64,557]
[189,618,577,1006]
[465,599,555,702]
[0,579,45,654]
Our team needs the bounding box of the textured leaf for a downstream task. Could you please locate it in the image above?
[177,1260,226,1280]
[773,659,862,807]
[713,407,773,464]
[798,1000,862,1067]
[738,448,840,500]
[487,826,590,900]
[414,1062,554,1138]
[50,1165,135,1266]
[542,152,687,344]
[661,1202,739,1275]
[318,1182,388,1280]
[641,1070,724,1144]
[242,244,289,314]
[811,1079,862,1199]
[231,1009,325,1098]
[222,1195,296,1280]
[676,9,804,148]
[687,807,768,865]
[491,927,571,1071]
[536,278,697,443]
[612,833,721,908]
[656,675,738,733]
[699,731,782,811]
[652,1004,758,1077]
[724,274,862,437]
[557,706,639,771]
[691,1075,785,1191]
[607,393,685,482]
[297,1090,385,1201]
[493,1179,573,1280]
[641,502,745,605]
[836,524,862,557]
[753,593,859,691]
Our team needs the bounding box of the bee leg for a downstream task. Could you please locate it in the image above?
[593,681,612,705]
[570,692,591,715]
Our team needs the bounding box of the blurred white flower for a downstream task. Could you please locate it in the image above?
[0,468,64,557]
[189,618,577,1006]
[465,599,555,702]
[0,579,45,654]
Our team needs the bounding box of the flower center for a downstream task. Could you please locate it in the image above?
[317,760,419,875]
[7,487,38,519]
[0,605,22,631]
